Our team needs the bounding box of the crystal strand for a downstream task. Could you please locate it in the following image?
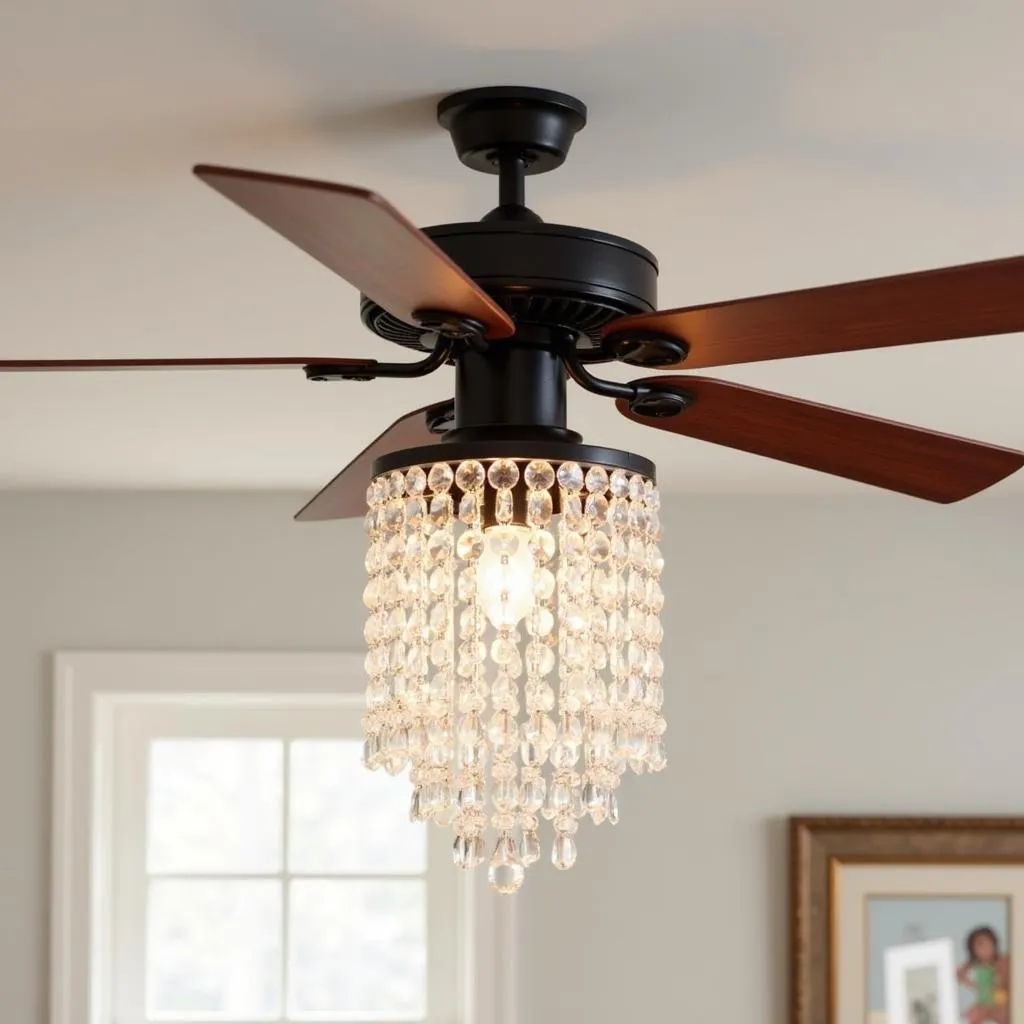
[484,459,523,854]
[403,466,429,815]
[589,468,626,818]
[362,474,388,770]
[420,464,454,836]
[453,461,487,862]
[430,465,457,822]
[380,472,409,776]
[489,626,521,838]
[521,461,555,862]
[580,464,611,824]
[607,468,631,799]
[644,479,667,772]
[620,473,649,774]
[552,461,585,865]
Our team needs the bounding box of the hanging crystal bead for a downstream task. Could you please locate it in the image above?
[556,461,584,493]
[495,487,514,524]
[487,833,526,894]
[520,830,541,865]
[487,459,520,490]
[427,463,454,493]
[455,460,485,491]
[551,832,578,870]
[524,460,555,491]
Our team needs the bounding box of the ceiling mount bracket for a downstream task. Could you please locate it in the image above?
[437,86,588,177]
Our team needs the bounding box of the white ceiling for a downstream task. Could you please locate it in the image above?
[2,0,1023,498]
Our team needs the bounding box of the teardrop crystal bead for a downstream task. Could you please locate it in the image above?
[457,783,484,810]
[521,774,546,812]
[466,834,485,868]
[459,491,478,524]
[492,779,521,813]
[520,830,541,866]
[495,487,514,524]
[453,834,469,868]
[526,489,553,526]
[608,792,620,825]
[362,733,380,768]
[551,833,578,870]
[487,834,526,894]
[543,780,571,820]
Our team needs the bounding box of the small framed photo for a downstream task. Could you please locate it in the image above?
[883,938,958,1024]
[791,817,1019,1024]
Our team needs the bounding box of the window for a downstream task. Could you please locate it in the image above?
[53,653,515,1024]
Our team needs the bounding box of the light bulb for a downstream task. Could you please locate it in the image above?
[476,524,535,628]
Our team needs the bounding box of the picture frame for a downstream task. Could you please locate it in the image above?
[791,817,1024,1024]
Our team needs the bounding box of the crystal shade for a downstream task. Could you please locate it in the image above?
[362,457,667,893]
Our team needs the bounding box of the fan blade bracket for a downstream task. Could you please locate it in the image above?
[562,346,694,416]
[412,309,489,344]
[628,387,694,418]
[603,329,690,369]
[304,338,454,382]
[304,364,377,382]
[425,400,457,435]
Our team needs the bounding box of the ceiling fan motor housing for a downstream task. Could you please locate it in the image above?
[361,223,659,360]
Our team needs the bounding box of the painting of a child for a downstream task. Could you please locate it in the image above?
[957,927,1010,1024]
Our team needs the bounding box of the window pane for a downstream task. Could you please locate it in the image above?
[288,740,426,874]
[148,739,282,873]
[147,879,281,1020]
[288,879,427,1019]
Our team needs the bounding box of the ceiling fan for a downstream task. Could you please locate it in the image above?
[4,86,1022,511]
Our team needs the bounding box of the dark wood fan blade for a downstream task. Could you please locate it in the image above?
[618,376,1024,502]
[295,399,453,522]
[604,255,1024,369]
[194,165,515,340]
[0,356,376,372]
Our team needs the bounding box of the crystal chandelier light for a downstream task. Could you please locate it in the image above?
[362,452,666,893]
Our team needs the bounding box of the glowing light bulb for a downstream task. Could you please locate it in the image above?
[477,525,535,628]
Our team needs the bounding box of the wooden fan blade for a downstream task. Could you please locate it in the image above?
[618,376,1024,502]
[295,399,453,522]
[0,356,375,372]
[604,255,1024,369]
[194,165,515,340]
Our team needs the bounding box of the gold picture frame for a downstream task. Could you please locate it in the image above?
[791,817,1024,1024]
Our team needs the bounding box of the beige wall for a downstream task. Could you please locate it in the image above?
[1,492,1021,1023]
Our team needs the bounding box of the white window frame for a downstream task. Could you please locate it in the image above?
[52,652,518,1024]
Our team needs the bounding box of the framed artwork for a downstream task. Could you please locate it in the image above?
[791,818,1022,1024]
